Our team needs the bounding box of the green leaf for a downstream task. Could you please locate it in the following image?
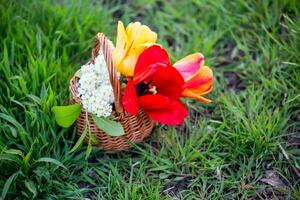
[0,154,23,165]
[23,143,35,173]
[24,146,33,166]
[85,136,92,160]
[0,113,29,148]
[1,171,19,200]
[92,114,124,137]
[36,157,67,170]
[25,180,37,198]
[70,126,88,153]
[3,149,24,157]
[52,104,81,128]
[90,134,99,145]
[7,124,17,138]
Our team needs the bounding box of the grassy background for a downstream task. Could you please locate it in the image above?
[0,0,299,199]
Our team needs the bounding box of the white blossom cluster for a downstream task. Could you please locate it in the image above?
[77,50,114,117]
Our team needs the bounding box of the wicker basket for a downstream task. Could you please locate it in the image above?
[70,33,155,151]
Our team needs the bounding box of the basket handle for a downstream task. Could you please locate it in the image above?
[91,33,123,113]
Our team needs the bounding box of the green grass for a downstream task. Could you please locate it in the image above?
[0,0,299,199]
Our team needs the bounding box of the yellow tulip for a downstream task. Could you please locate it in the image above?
[112,21,157,77]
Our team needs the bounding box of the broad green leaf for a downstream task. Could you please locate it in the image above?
[70,126,88,153]
[36,157,67,170]
[52,104,81,128]
[1,171,19,200]
[92,114,124,137]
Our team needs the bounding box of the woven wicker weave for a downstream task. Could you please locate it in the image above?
[70,33,155,151]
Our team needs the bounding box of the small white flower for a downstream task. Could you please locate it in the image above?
[77,48,115,117]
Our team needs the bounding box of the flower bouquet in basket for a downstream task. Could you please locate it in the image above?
[52,21,213,154]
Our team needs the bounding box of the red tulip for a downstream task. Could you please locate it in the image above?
[122,45,188,125]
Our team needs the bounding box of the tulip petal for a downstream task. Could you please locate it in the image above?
[174,53,204,81]
[139,95,188,125]
[184,66,213,93]
[126,22,142,47]
[122,80,139,115]
[138,94,170,109]
[140,43,161,48]
[133,63,161,84]
[134,45,170,75]
[116,21,127,50]
[182,66,213,103]
[113,21,158,77]
[151,66,184,99]
[129,24,157,51]
[182,90,212,104]
[120,22,157,76]
[112,21,127,72]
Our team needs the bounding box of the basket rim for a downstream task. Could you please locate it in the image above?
[94,33,122,112]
